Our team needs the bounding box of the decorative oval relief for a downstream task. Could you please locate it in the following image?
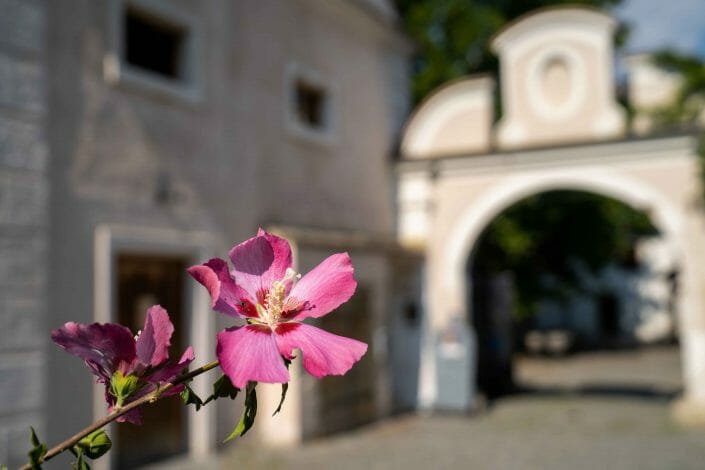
[542,57,571,107]
[527,46,587,120]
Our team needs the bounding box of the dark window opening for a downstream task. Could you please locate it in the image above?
[123,6,186,80]
[295,80,327,129]
[598,293,620,340]
[403,301,419,325]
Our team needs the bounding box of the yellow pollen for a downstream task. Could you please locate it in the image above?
[262,268,299,328]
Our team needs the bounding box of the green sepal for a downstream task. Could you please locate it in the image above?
[71,451,90,470]
[272,382,288,416]
[272,359,292,416]
[73,429,111,460]
[28,427,47,469]
[110,371,139,406]
[181,385,204,411]
[224,382,257,442]
[203,374,240,406]
[212,374,240,400]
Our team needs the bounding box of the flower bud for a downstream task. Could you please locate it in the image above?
[110,371,139,407]
[75,429,112,459]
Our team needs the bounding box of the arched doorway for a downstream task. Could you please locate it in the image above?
[415,167,705,413]
[467,189,675,400]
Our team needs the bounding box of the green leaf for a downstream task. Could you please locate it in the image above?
[180,385,204,411]
[71,451,90,470]
[74,429,112,460]
[213,374,240,400]
[272,382,288,416]
[204,374,240,405]
[224,382,257,442]
[28,427,47,469]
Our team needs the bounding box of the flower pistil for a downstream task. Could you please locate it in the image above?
[258,268,299,329]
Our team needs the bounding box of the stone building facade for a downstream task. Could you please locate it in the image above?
[0,0,414,468]
[3,2,704,469]
[0,0,49,467]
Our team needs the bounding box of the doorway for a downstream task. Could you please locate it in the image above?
[115,253,189,469]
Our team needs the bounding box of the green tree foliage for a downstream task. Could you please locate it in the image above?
[395,0,624,103]
[648,51,705,200]
[650,51,705,127]
[473,191,657,318]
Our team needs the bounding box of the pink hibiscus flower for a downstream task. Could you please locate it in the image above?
[51,305,195,424]
[188,229,367,388]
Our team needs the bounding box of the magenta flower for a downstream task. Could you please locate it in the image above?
[51,305,195,424]
[188,229,367,388]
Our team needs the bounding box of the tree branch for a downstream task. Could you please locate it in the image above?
[19,360,220,470]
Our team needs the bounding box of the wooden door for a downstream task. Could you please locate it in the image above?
[115,253,188,469]
[318,285,375,435]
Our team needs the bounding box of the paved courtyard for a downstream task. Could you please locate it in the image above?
[229,346,704,470]
[153,346,705,470]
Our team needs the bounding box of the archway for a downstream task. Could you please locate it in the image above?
[418,168,703,411]
[467,189,676,400]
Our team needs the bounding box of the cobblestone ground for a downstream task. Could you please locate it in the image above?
[151,346,705,470]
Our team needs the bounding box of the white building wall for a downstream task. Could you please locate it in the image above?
[492,8,625,149]
[0,0,48,467]
[43,0,411,461]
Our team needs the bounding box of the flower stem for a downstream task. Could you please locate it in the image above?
[18,360,220,470]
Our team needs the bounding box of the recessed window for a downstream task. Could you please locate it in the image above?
[105,1,203,103]
[285,63,336,144]
[295,80,327,130]
[123,6,186,80]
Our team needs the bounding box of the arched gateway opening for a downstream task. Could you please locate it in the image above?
[423,169,696,412]
[396,5,705,419]
[468,189,677,400]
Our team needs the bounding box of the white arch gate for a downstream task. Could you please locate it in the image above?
[397,134,705,422]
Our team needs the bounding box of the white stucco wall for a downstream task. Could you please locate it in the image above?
[401,76,495,158]
[492,7,625,148]
[398,135,705,415]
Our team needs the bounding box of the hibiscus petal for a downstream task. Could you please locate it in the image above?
[287,253,357,320]
[216,325,290,388]
[148,346,196,397]
[187,258,257,318]
[114,406,143,425]
[52,322,136,380]
[135,305,173,367]
[146,346,195,386]
[275,323,367,378]
[227,230,293,299]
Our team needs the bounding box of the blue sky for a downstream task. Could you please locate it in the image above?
[613,0,705,57]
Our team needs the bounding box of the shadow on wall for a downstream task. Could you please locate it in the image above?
[515,382,681,403]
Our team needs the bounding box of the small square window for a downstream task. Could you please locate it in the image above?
[295,80,327,130]
[285,63,336,145]
[123,6,186,80]
[104,0,203,103]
